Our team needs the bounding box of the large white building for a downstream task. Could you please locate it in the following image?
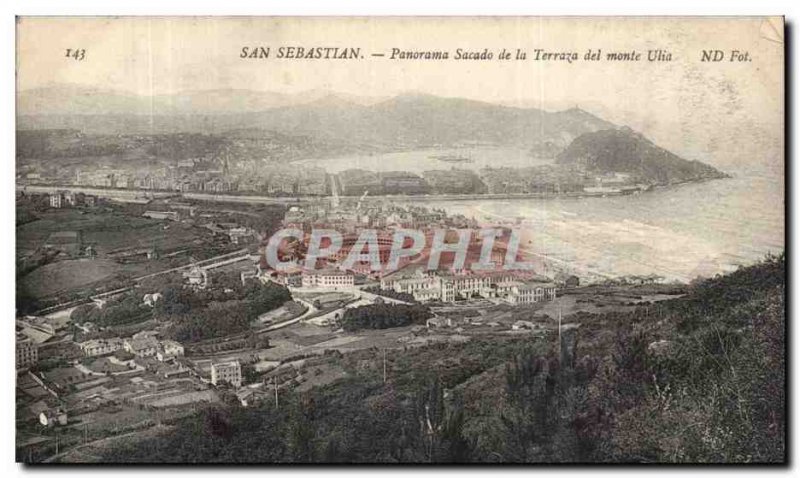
[211,361,242,387]
[382,272,556,304]
[49,192,63,208]
[16,335,38,369]
[301,269,355,288]
[438,273,516,302]
[79,338,123,357]
[502,282,557,305]
[124,336,159,358]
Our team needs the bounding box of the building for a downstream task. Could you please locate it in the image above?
[156,340,185,361]
[512,320,539,331]
[49,191,65,208]
[79,338,123,357]
[16,335,38,369]
[240,268,259,285]
[39,408,68,427]
[438,273,516,302]
[267,270,303,288]
[16,320,55,345]
[384,272,516,302]
[236,387,271,407]
[413,287,443,302]
[183,266,207,288]
[132,330,159,340]
[142,210,179,221]
[211,361,242,387]
[557,273,580,288]
[392,276,438,295]
[63,191,77,206]
[426,317,454,329]
[124,336,159,358]
[228,227,253,245]
[301,269,355,288]
[381,270,555,305]
[503,282,557,305]
[143,292,163,307]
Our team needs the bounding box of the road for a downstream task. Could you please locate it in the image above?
[259,298,318,332]
[132,248,250,282]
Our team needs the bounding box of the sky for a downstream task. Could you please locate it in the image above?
[16,16,784,172]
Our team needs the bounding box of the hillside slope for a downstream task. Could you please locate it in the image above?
[557,127,728,184]
[78,255,784,464]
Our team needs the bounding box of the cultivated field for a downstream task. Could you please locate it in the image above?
[20,258,121,299]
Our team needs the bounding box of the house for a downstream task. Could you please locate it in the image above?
[143,293,163,307]
[79,338,123,357]
[16,320,56,345]
[39,408,68,427]
[557,274,580,288]
[393,277,439,295]
[228,227,253,245]
[269,271,303,287]
[132,330,159,340]
[49,191,65,208]
[16,335,38,369]
[426,317,453,329]
[155,361,190,379]
[236,387,270,407]
[143,210,179,221]
[183,266,207,288]
[211,361,242,387]
[156,340,185,361]
[512,320,538,331]
[63,191,77,206]
[124,336,159,358]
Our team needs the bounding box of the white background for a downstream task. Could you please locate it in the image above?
[2,0,796,476]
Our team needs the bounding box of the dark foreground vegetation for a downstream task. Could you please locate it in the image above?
[155,278,292,343]
[341,302,432,332]
[95,254,784,463]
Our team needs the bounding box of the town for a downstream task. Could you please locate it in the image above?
[13,15,785,465]
[16,129,666,201]
[17,181,690,463]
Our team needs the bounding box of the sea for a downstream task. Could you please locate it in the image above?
[304,148,784,283]
[430,171,784,282]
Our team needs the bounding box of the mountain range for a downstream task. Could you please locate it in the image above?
[17,84,614,151]
[17,84,730,184]
[17,84,388,116]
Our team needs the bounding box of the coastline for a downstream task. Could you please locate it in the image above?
[15,176,728,206]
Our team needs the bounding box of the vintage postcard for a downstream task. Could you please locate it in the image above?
[15,16,784,464]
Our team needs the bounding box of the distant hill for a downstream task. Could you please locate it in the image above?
[17,84,385,116]
[556,127,729,184]
[18,86,614,152]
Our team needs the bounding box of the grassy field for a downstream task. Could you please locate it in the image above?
[17,207,229,302]
[16,208,217,259]
[20,258,121,299]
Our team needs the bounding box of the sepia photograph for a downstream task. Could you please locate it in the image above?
[13,16,785,464]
